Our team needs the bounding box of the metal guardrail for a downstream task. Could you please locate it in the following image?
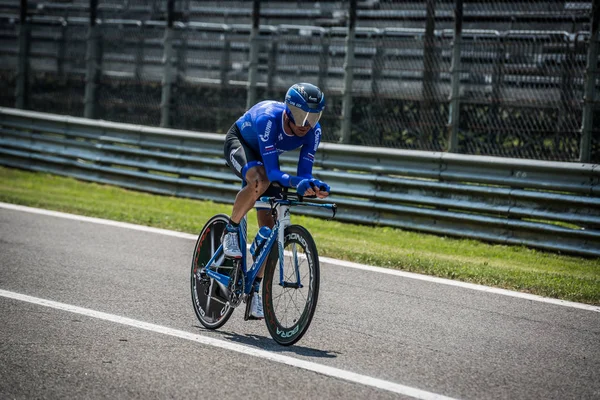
[1,106,599,257]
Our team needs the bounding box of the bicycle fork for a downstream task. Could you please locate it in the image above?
[276,204,303,289]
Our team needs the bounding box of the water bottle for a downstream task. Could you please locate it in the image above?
[250,226,272,260]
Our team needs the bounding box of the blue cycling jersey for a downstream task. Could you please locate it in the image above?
[235,100,322,187]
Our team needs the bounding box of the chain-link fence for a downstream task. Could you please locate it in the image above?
[96,20,163,126]
[170,23,257,133]
[27,17,87,117]
[454,2,591,160]
[3,0,599,162]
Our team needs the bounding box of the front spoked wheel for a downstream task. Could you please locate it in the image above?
[191,214,235,329]
[263,225,320,346]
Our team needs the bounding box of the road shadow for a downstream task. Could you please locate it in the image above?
[192,325,340,358]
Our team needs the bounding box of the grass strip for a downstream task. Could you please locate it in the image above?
[1,166,598,305]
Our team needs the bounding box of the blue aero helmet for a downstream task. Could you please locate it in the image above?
[284,83,325,128]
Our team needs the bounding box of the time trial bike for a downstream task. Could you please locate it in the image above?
[190,187,336,346]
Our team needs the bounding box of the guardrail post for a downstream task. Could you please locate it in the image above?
[340,0,357,144]
[160,0,175,128]
[246,0,260,109]
[84,0,100,119]
[15,0,30,109]
[447,0,463,153]
[580,0,599,163]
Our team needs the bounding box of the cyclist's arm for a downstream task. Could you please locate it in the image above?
[296,125,321,181]
[295,125,329,198]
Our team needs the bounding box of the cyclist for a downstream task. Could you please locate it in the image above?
[222,82,330,318]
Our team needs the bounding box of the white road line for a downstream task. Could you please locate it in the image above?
[0,202,198,240]
[0,289,459,400]
[1,202,599,313]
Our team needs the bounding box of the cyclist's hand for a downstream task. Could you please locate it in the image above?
[296,179,313,196]
[296,178,330,198]
[312,179,330,199]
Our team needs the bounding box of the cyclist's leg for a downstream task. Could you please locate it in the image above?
[224,123,270,224]
[247,184,279,319]
[254,184,280,278]
[231,167,269,223]
[256,186,278,230]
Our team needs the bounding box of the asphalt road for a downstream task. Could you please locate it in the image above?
[1,204,599,400]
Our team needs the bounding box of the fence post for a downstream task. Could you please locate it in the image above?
[580,1,599,163]
[217,28,231,130]
[15,0,30,109]
[176,24,188,77]
[56,18,68,81]
[267,36,278,99]
[491,33,505,146]
[447,0,463,153]
[84,0,100,119]
[558,33,575,157]
[246,0,260,109]
[318,30,330,92]
[370,31,385,143]
[134,21,145,81]
[160,0,175,128]
[220,30,231,90]
[421,0,436,148]
[371,32,384,99]
[340,0,357,144]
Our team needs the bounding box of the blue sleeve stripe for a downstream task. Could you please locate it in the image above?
[242,161,263,180]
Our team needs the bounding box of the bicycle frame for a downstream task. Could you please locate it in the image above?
[203,194,336,301]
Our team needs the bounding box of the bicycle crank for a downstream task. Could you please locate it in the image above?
[227,261,245,308]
